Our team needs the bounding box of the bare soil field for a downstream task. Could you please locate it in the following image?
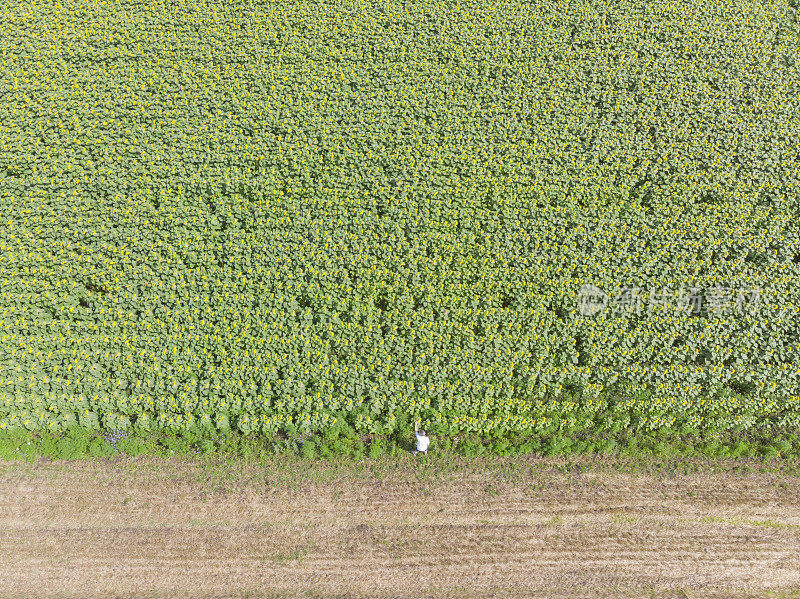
[1,453,800,599]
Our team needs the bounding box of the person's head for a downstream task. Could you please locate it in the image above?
[419,430,426,437]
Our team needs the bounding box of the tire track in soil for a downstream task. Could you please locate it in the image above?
[1,456,800,597]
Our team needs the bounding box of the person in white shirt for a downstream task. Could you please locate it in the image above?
[413,421,430,456]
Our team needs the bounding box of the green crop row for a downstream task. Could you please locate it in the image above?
[0,0,799,440]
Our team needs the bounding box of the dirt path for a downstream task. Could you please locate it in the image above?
[1,454,800,598]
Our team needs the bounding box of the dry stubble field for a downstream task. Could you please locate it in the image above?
[1,453,800,599]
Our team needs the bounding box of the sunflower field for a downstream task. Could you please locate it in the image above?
[0,0,799,442]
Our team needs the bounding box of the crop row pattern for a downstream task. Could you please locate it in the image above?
[0,0,798,436]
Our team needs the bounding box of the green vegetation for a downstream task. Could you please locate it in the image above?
[2,424,800,465]
[0,0,798,449]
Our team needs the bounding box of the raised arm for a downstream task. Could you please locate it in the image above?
[414,420,418,434]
